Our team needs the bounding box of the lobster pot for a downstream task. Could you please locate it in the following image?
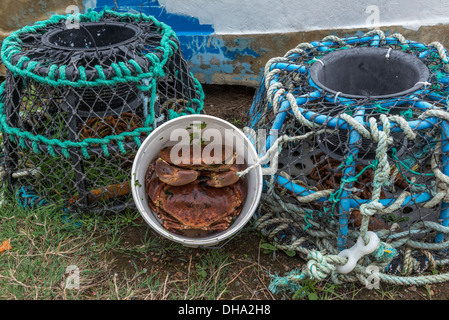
[248,31,449,277]
[0,10,204,213]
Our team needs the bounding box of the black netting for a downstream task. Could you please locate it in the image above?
[0,10,204,213]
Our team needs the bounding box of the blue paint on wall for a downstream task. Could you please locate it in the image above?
[91,0,262,84]
[94,0,214,35]
[177,34,263,84]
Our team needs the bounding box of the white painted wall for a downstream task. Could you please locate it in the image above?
[158,0,449,34]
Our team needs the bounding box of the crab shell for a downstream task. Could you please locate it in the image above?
[155,145,246,187]
[147,177,247,233]
[159,145,236,170]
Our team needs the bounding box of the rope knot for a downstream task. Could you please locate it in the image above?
[436,181,449,202]
[373,242,398,263]
[359,200,384,217]
[152,64,166,78]
[305,251,336,281]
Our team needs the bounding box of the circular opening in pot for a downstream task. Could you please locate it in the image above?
[309,47,429,99]
[43,22,141,51]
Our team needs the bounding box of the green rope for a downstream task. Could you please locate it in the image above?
[400,108,414,120]
[372,103,389,114]
[391,147,435,190]
[0,83,154,158]
[328,155,378,213]
[1,9,176,88]
[0,9,205,159]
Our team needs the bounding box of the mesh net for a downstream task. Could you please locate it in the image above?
[0,9,204,213]
[246,30,449,289]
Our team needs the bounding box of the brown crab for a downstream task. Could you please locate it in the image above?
[154,145,246,187]
[145,145,248,233]
[147,178,247,233]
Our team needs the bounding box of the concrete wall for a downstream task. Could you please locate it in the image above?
[156,0,449,34]
[0,0,82,34]
[190,24,449,87]
[0,0,83,76]
[1,0,449,86]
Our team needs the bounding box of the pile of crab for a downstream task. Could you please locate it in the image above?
[144,145,248,235]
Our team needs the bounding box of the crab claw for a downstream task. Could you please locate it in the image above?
[231,179,247,204]
[147,177,165,204]
[205,171,239,188]
[155,158,199,186]
[204,163,247,188]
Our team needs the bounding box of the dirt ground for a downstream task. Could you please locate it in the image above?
[201,84,253,126]
[117,84,449,300]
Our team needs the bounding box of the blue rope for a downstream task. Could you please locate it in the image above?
[16,186,48,209]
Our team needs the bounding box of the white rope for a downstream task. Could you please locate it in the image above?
[321,35,351,48]
[257,28,449,212]
[253,30,449,293]
[429,41,449,73]
[390,33,408,45]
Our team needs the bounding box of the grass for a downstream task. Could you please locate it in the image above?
[1,189,441,300]
[0,191,247,300]
[0,198,117,299]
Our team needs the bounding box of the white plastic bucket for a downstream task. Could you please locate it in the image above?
[131,114,263,247]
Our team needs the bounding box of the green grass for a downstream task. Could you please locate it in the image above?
[291,279,356,300]
[1,188,436,300]
[0,191,234,300]
[0,184,430,301]
[0,197,117,299]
